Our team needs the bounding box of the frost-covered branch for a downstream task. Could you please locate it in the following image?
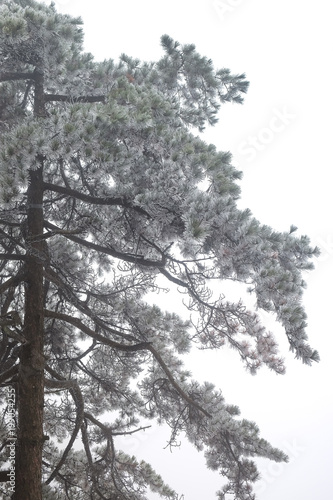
[45,309,211,418]
[148,344,212,418]
[47,225,166,268]
[0,71,35,82]
[44,309,152,352]
[44,365,85,485]
[84,411,151,438]
[42,184,150,215]
[0,2,318,497]
[44,94,106,103]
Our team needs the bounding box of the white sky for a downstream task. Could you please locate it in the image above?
[51,1,333,499]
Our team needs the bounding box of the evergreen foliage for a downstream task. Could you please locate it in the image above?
[0,1,319,499]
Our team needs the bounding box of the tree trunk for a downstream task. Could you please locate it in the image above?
[13,66,46,500]
[13,167,45,500]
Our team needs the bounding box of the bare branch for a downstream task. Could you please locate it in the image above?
[44,365,85,485]
[0,269,26,295]
[27,227,82,242]
[0,254,26,261]
[158,267,189,288]
[0,364,18,385]
[84,411,151,437]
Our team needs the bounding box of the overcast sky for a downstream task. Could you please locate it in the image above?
[51,1,333,499]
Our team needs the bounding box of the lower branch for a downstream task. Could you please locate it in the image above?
[44,309,151,352]
[44,365,85,485]
[0,268,26,295]
[0,254,26,261]
[44,309,211,419]
[148,345,212,418]
[44,94,106,103]
[0,364,18,385]
[0,71,35,82]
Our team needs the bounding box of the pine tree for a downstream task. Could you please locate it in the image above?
[0,1,319,499]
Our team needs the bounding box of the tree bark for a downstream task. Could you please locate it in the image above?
[13,66,46,500]
[13,168,45,500]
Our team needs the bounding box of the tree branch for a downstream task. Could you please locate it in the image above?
[158,267,189,288]
[44,94,106,103]
[84,411,151,437]
[0,269,26,295]
[148,344,211,418]
[43,184,150,217]
[44,221,164,268]
[0,470,11,482]
[44,309,211,418]
[0,364,18,385]
[44,267,135,343]
[0,72,35,82]
[0,254,26,261]
[44,309,151,352]
[44,365,85,485]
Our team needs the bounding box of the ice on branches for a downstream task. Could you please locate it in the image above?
[0,1,319,499]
